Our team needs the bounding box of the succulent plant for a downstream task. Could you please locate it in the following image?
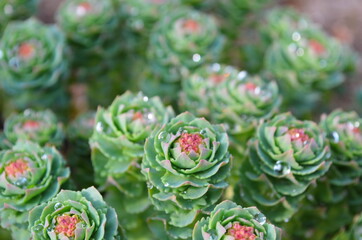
[0,140,70,237]
[318,109,362,205]
[0,0,39,34]
[56,0,123,107]
[90,91,174,235]
[29,187,123,240]
[142,112,231,239]
[67,111,95,189]
[0,18,69,111]
[238,113,331,222]
[144,7,224,99]
[193,200,282,240]
[181,64,280,186]
[3,109,64,148]
[56,0,122,62]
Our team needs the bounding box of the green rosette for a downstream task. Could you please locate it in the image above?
[180,64,241,118]
[56,0,123,107]
[0,0,39,34]
[0,140,70,239]
[57,0,121,62]
[263,10,356,109]
[28,187,123,240]
[90,91,174,236]
[67,111,95,189]
[238,113,331,222]
[3,109,64,148]
[193,200,281,240]
[240,7,315,73]
[319,109,362,205]
[0,18,69,112]
[142,112,231,239]
[181,64,280,188]
[144,7,224,99]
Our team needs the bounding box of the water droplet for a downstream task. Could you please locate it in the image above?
[292,32,301,41]
[303,140,310,146]
[158,131,167,140]
[24,109,31,116]
[133,20,144,30]
[326,151,331,159]
[182,191,187,194]
[192,54,201,63]
[47,225,55,232]
[164,182,169,187]
[41,154,48,160]
[253,87,261,95]
[0,50,3,59]
[320,59,327,68]
[54,203,63,210]
[81,223,87,228]
[355,122,361,128]
[146,113,155,122]
[211,63,220,72]
[15,177,28,187]
[307,194,315,201]
[33,224,43,232]
[96,122,103,133]
[9,57,20,69]
[273,161,291,175]
[254,213,266,225]
[237,71,247,80]
[4,4,14,15]
[200,129,207,135]
[143,96,149,102]
[182,129,188,134]
[296,48,305,56]
[331,131,340,143]
[147,182,154,189]
[284,218,290,223]
[75,4,89,17]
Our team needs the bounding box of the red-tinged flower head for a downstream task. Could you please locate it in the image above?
[309,39,326,55]
[55,215,80,237]
[182,19,200,33]
[23,120,41,131]
[227,223,256,240]
[288,128,310,142]
[5,159,29,178]
[211,73,230,84]
[18,43,36,60]
[178,133,203,154]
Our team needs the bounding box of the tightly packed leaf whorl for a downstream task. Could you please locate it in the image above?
[146,7,224,86]
[29,187,123,240]
[3,109,64,148]
[193,200,282,240]
[0,141,70,237]
[0,18,68,110]
[90,91,174,236]
[238,113,331,222]
[142,112,231,239]
[317,109,362,208]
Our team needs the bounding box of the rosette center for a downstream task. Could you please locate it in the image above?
[309,39,325,55]
[177,133,203,154]
[75,2,92,17]
[288,128,310,142]
[227,222,256,240]
[5,159,29,178]
[181,19,200,33]
[55,214,80,237]
[22,120,41,131]
[18,42,36,60]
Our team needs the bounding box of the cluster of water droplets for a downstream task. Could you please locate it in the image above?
[273,160,291,176]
